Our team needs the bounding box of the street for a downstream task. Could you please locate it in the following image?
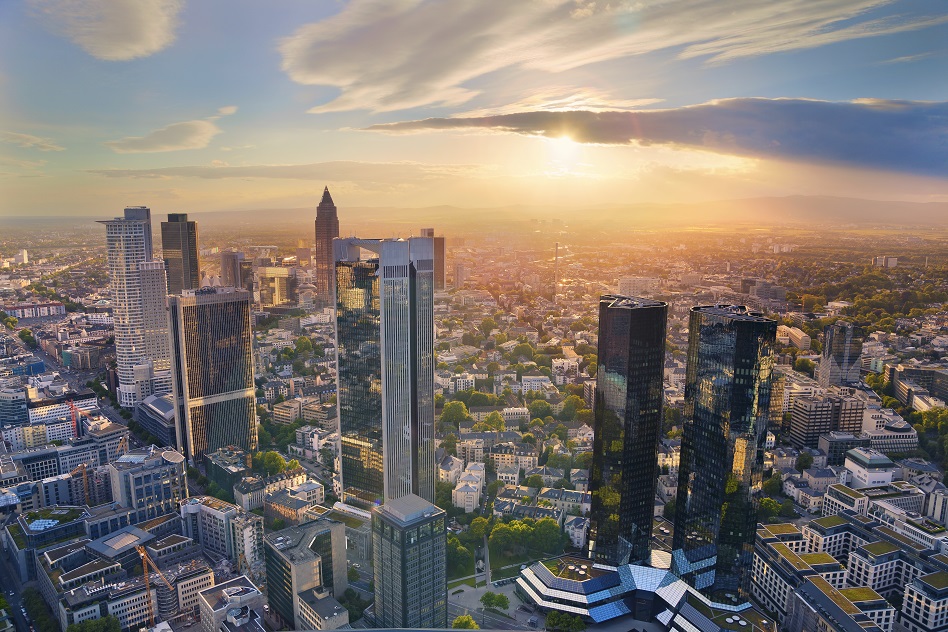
[1,516,29,632]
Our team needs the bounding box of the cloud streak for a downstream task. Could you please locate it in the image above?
[87,160,481,183]
[104,107,236,154]
[280,0,946,113]
[1,131,65,151]
[366,98,948,178]
[29,0,183,61]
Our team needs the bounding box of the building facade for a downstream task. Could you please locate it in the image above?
[334,237,435,506]
[168,286,257,461]
[818,321,863,388]
[314,187,339,306]
[372,494,447,629]
[161,213,200,295]
[673,305,776,593]
[588,295,667,565]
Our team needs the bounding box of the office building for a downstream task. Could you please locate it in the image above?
[99,207,172,407]
[334,237,435,506]
[818,321,863,387]
[372,494,447,629]
[221,251,254,292]
[420,228,446,291]
[168,287,257,461]
[263,519,348,630]
[819,431,872,467]
[180,496,265,577]
[673,305,776,593]
[257,266,298,308]
[161,213,200,295]
[109,447,188,524]
[314,187,339,306]
[789,394,865,449]
[197,576,266,632]
[588,295,667,565]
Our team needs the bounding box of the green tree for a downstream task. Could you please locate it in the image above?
[452,615,479,629]
[531,517,564,553]
[287,458,300,470]
[794,358,815,377]
[483,411,506,431]
[663,498,677,520]
[348,566,360,582]
[779,499,797,517]
[442,433,458,456]
[762,474,783,496]
[524,474,544,489]
[480,591,510,610]
[795,452,814,472]
[263,451,287,475]
[479,318,498,338]
[512,342,534,359]
[469,516,489,540]
[441,401,473,428]
[559,395,585,421]
[295,336,313,354]
[528,399,553,420]
[758,497,781,521]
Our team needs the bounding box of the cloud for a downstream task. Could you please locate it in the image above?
[365,98,948,178]
[217,106,238,116]
[279,0,946,112]
[1,131,65,151]
[878,51,937,64]
[105,117,223,154]
[456,89,662,118]
[87,160,481,183]
[29,0,183,61]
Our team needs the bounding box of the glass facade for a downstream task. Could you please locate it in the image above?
[314,187,340,305]
[673,305,776,594]
[169,287,257,462]
[588,295,667,565]
[334,238,435,506]
[372,497,447,629]
[818,321,863,387]
[161,213,199,295]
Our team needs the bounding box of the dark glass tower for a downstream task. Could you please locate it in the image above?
[372,494,447,629]
[314,187,339,307]
[588,295,667,565]
[420,228,446,291]
[334,237,435,507]
[672,305,776,593]
[817,321,863,387]
[168,286,257,462]
[161,213,199,295]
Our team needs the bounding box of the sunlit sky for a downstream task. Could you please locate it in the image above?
[1,0,947,216]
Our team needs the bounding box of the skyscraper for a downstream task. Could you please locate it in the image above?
[334,237,435,507]
[588,295,667,565]
[372,494,447,629]
[168,286,257,462]
[420,228,446,291]
[220,250,245,288]
[314,187,339,307]
[99,207,172,408]
[673,305,776,593]
[161,213,200,294]
[817,321,863,387]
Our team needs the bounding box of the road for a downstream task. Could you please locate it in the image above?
[447,603,530,631]
[483,534,491,585]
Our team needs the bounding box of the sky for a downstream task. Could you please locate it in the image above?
[1,0,947,217]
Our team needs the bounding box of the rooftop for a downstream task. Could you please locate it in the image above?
[812,515,848,529]
[861,541,900,556]
[541,556,608,581]
[919,571,948,591]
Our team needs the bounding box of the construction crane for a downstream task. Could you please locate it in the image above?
[69,463,90,505]
[67,399,81,439]
[116,434,129,456]
[137,545,174,629]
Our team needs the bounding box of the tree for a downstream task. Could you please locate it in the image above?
[348,566,360,582]
[559,395,585,421]
[452,615,479,629]
[528,399,552,420]
[295,336,313,354]
[263,451,287,475]
[18,328,37,348]
[663,498,677,520]
[794,358,815,377]
[779,499,797,517]
[487,480,504,498]
[762,474,783,496]
[531,517,564,553]
[319,446,335,472]
[469,516,489,540]
[552,424,568,441]
[483,411,506,431]
[442,433,458,456]
[441,401,473,428]
[480,591,510,611]
[287,459,300,470]
[479,318,498,338]
[524,474,544,489]
[795,452,814,472]
[758,497,781,521]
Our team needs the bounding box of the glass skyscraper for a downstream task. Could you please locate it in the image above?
[817,321,863,387]
[161,213,200,295]
[314,187,339,307]
[334,237,435,507]
[588,295,667,565]
[372,494,447,629]
[672,305,776,593]
[168,286,257,462]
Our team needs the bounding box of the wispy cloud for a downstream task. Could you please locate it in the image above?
[29,0,183,61]
[456,89,662,118]
[366,98,948,178]
[87,160,481,183]
[104,107,236,154]
[279,0,946,113]
[0,131,65,151]
[877,51,937,64]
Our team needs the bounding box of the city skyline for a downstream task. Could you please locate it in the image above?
[2,1,947,217]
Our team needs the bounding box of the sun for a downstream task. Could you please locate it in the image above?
[545,134,582,173]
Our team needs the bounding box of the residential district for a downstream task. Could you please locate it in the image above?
[0,193,947,632]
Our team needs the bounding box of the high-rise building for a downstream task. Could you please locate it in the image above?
[220,250,255,293]
[420,228,446,291]
[372,494,447,629]
[334,237,435,507]
[314,187,339,306]
[257,266,298,308]
[818,321,863,387]
[673,305,776,593]
[99,207,172,408]
[161,213,200,295]
[168,286,257,461]
[588,295,667,565]
[263,519,348,630]
[109,446,188,524]
[789,394,865,449]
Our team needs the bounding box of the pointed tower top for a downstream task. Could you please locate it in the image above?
[319,186,335,209]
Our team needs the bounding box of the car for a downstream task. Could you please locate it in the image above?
[528,616,539,628]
